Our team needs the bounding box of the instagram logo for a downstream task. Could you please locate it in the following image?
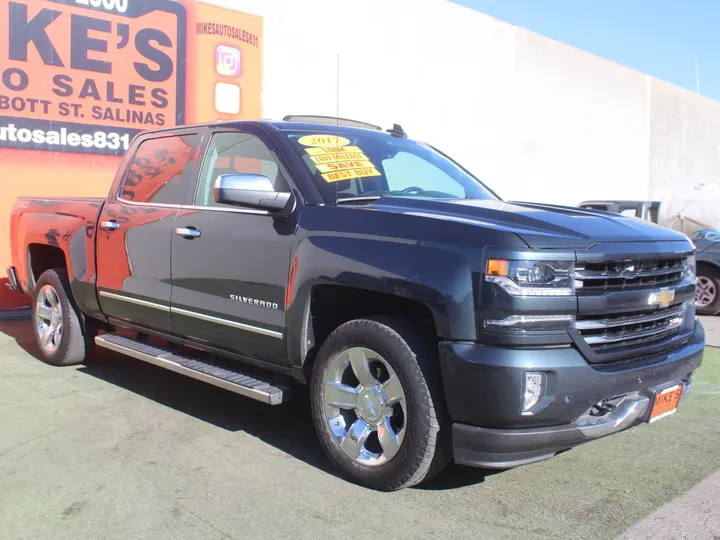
[216,45,242,76]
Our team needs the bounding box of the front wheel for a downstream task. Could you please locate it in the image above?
[310,317,450,491]
[32,268,94,366]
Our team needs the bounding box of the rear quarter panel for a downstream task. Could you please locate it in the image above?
[11,197,104,317]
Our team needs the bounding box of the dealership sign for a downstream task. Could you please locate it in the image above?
[0,0,262,156]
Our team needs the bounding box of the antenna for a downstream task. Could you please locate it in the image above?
[695,54,701,95]
[335,53,340,200]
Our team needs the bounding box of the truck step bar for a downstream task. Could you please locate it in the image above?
[94,334,288,405]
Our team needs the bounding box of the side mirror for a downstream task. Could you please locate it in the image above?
[213,174,293,212]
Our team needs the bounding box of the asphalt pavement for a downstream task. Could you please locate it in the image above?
[699,315,720,347]
[618,470,720,540]
[1,319,718,540]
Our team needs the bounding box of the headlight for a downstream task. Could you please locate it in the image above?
[486,259,575,296]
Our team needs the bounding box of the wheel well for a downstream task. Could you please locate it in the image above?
[304,285,438,371]
[697,261,720,278]
[27,244,67,288]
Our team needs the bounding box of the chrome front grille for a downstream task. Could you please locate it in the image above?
[576,305,684,354]
[575,257,686,294]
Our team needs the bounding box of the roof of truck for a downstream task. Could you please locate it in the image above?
[141,116,403,137]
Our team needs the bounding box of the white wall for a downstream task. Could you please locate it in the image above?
[207,0,720,206]
[649,79,720,201]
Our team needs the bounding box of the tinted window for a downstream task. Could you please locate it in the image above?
[383,152,464,198]
[120,134,198,204]
[195,132,286,207]
[283,129,498,203]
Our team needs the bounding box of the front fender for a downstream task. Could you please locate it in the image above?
[285,233,478,369]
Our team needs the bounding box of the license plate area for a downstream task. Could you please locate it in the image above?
[648,384,683,423]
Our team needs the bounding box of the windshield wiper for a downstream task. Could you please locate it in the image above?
[336,195,383,205]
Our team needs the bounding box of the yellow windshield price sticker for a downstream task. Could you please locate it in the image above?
[298,134,350,147]
[304,145,362,156]
[310,152,369,164]
[316,160,375,173]
[322,167,381,183]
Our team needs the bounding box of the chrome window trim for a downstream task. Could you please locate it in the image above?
[99,291,170,312]
[181,204,269,215]
[111,199,270,215]
[115,199,184,209]
[172,307,283,339]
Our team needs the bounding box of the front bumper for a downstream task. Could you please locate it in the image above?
[441,320,705,468]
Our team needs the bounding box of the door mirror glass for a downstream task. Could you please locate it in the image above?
[213,174,293,212]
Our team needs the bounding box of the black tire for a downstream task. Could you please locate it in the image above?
[31,268,94,366]
[696,265,720,316]
[310,317,451,491]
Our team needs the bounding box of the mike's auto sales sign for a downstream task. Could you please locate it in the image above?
[0,0,262,306]
[0,0,262,156]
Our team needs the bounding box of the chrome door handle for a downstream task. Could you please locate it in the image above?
[100,220,120,231]
[175,227,201,238]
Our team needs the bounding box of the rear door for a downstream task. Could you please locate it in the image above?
[96,129,203,332]
[170,127,299,365]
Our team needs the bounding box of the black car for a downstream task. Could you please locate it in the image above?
[692,229,720,315]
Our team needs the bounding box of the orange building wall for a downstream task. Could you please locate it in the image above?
[0,0,262,309]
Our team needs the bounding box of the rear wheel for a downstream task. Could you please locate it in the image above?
[310,317,450,491]
[696,266,720,315]
[32,269,94,366]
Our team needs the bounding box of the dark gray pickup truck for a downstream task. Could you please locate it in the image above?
[8,118,705,490]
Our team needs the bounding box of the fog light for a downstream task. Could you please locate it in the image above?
[523,372,546,413]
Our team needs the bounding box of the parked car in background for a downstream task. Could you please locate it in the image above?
[577,200,717,315]
[577,200,660,223]
[692,229,720,315]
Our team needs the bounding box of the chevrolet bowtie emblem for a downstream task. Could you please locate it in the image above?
[649,288,675,309]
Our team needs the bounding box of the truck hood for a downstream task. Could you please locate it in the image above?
[371,197,688,249]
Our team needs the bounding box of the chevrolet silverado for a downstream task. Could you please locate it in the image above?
[7,117,705,490]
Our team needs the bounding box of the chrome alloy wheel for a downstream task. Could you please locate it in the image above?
[696,275,717,307]
[35,285,63,353]
[322,347,407,466]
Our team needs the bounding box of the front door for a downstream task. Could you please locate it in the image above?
[170,128,299,364]
[96,130,202,332]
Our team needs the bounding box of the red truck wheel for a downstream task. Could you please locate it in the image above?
[32,269,94,366]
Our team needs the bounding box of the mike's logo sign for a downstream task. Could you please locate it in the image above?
[0,0,261,302]
[0,0,187,155]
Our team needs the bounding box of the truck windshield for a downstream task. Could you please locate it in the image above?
[282,129,499,203]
